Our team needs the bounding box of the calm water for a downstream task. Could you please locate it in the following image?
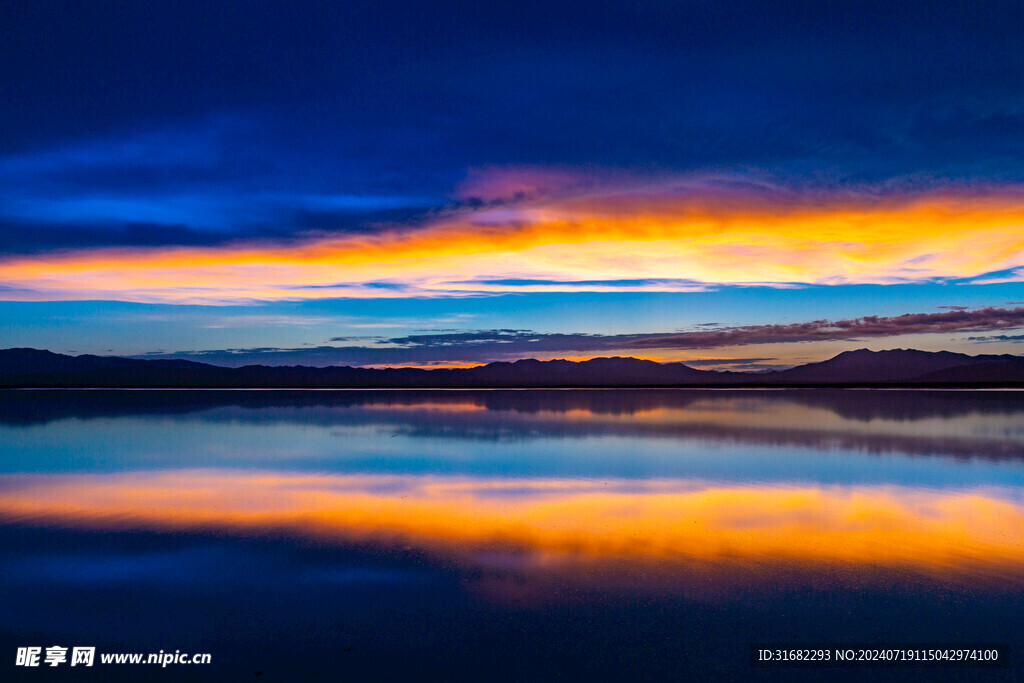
[2,389,1023,680]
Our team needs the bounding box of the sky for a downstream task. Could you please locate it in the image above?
[2,0,1024,369]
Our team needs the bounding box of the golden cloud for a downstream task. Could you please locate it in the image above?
[1,186,1023,302]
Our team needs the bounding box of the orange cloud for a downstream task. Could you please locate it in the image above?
[1,184,1023,302]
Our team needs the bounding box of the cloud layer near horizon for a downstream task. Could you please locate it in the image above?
[139,306,1024,367]
[2,176,1024,303]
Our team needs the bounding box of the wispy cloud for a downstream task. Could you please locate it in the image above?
[967,334,1024,344]
[0,115,438,253]
[966,268,1024,285]
[140,306,1024,367]
[676,358,776,367]
[380,307,1024,351]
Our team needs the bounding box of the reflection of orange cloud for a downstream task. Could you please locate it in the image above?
[1,189,1022,302]
[361,400,488,412]
[3,471,1023,582]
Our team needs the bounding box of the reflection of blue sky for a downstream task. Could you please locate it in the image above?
[2,547,243,585]
[3,425,1021,489]
[0,533,450,658]
[1,547,429,588]
[3,393,1024,489]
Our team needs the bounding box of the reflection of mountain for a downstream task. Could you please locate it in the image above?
[2,388,1022,462]
[2,347,1023,387]
[2,387,1024,424]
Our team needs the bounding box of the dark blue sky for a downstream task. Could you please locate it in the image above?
[4,1,1024,247]
[2,1,1024,366]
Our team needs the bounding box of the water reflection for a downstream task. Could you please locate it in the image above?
[3,388,1023,424]
[3,391,1024,475]
[2,389,1023,678]
[3,470,1024,588]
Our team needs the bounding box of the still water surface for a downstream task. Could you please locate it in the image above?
[1,389,1023,679]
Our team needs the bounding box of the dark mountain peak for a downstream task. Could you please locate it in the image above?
[834,348,963,360]
[461,355,711,386]
[1,347,63,360]
[778,348,1020,383]
[0,347,213,376]
[838,347,875,355]
[917,358,1024,383]
[579,356,661,367]
[0,348,107,374]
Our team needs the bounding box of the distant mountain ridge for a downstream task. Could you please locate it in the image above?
[0,347,1022,387]
[772,348,1021,383]
[0,348,207,375]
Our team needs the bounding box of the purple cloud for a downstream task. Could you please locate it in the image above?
[135,307,1024,367]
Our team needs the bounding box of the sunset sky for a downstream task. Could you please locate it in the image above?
[3,1,1024,369]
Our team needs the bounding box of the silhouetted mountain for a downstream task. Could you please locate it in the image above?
[0,351,725,388]
[0,347,1022,387]
[914,358,1024,383]
[450,357,716,385]
[0,347,207,375]
[772,348,1019,383]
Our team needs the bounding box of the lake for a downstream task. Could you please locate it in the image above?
[2,389,1023,680]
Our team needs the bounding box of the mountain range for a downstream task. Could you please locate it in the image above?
[1,347,1023,387]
